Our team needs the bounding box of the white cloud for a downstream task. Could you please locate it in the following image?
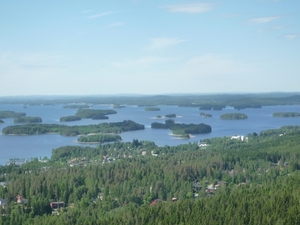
[284,34,300,40]
[248,16,280,24]
[161,3,214,13]
[111,56,173,68]
[105,22,124,28]
[88,12,116,18]
[147,37,185,50]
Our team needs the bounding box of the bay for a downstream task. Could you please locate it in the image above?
[0,104,300,165]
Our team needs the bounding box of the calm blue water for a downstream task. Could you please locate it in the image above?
[0,104,300,165]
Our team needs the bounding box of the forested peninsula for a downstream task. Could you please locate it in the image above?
[1,126,300,224]
[2,120,144,136]
[0,111,26,119]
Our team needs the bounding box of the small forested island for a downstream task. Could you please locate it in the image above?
[75,109,117,119]
[273,112,300,117]
[151,119,212,138]
[165,113,176,118]
[0,110,26,118]
[220,113,248,120]
[200,112,212,117]
[2,120,144,136]
[78,134,122,143]
[60,116,82,122]
[0,119,4,123]
[14,116,42,123]
[112,104,125,108]
[145,107,160,111]
[63,104,90,109]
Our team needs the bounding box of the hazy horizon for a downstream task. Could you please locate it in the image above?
[1,1,300,96]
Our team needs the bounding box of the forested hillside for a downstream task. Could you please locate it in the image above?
[1,126,300,224]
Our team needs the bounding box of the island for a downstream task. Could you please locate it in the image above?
[273,112,300,118]
[78,134,122,144]
[0,119,4,123]
[200,112,212,117]
[220,113,248,120]
[14,116,42,123]
[165,113,176,118]
[0,110,26,119]
[151,119,212,138]
[2,120,145,136]
[75,109,117,119]
[91,115,109,120]
[60,116,82,122]
[145,107,160,111]
[113,104,126,108]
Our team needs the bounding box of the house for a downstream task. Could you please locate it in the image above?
[151,199,162,205]
[0,182,7,188]
[16,195,28,205]
[199,143,210,149]
[192,182,202,192]
[231,135,248,142]
[0,198,6,208]
[151,151,158,156]
[50,201,65,210]
[215,181,227,189]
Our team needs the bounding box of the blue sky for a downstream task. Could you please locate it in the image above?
[1,0,299,96]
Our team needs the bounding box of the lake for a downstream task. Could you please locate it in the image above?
[1,104,300,165]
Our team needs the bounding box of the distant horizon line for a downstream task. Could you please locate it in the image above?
[0,91,300,98]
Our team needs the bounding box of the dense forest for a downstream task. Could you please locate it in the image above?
[1,126,300,224]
